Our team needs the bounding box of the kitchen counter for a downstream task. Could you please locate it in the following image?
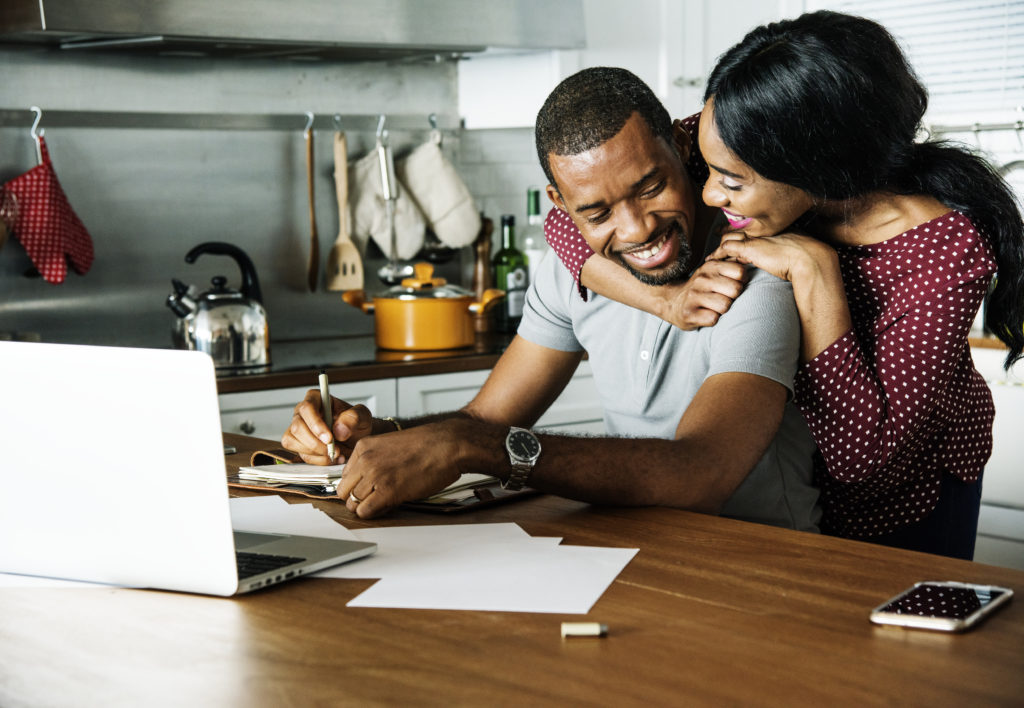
[216,332,515,394]
[215,333,1006,395]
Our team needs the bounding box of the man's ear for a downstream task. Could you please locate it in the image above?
[672,119,691,163]
[545,184,567,212]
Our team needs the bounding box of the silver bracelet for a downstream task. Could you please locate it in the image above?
[381,416,402,432]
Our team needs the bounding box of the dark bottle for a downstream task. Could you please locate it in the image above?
[493,214,529,333]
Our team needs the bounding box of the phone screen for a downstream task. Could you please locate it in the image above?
[879,583,1007,620]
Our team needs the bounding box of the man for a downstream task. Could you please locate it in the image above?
[282,67,820,531]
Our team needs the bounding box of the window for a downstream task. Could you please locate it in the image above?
[816,0,1024,119]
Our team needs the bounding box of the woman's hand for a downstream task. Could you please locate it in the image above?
[659,258,750,330]
[281,390,376,465]
[708,231,852,361]
[708,230,830,283]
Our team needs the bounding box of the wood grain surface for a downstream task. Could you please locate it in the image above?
[1,433,1021,707]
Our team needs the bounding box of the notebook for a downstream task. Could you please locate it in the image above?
[0,341,376,596]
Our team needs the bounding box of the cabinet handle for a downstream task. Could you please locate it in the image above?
[239,420,256,435]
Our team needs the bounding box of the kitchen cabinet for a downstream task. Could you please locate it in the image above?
[397,360,604,434]
[219,379,397,440]
[217,361,603,442]
[458,0,789,129]
[970,345,1024,570]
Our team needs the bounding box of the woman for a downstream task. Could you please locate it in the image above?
[542,11,1024,559]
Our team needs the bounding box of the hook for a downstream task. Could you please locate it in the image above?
[1015,121,1023,152]
[333,113,343,131]
[971,122,982,148]
[428,112,442,146]
[303,111,315,135]
[376,114,387,143]
[29,106,44,164]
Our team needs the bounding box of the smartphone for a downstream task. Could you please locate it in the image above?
[870,581,1013,632]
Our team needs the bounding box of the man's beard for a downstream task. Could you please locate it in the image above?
[614,221,693,286]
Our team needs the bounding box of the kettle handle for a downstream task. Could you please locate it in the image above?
[185,242,264,304]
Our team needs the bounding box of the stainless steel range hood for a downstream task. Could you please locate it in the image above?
[0,0,585,61]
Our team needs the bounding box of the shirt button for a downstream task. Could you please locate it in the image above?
[640,350,650,361]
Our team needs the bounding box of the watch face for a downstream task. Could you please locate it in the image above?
[508,430,541,460]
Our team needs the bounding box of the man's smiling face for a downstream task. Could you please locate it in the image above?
[546,112,697,286]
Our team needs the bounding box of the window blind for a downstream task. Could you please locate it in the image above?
[824,0,1024,117]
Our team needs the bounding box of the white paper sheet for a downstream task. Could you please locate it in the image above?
[317,522,538,579]
[348,544,638,614]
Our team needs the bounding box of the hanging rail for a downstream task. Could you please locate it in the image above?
[927,119,1023,136]
[0,108,459,132]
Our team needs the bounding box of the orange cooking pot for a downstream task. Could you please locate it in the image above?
[342,262,504,350]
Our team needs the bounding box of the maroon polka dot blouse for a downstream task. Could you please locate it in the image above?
[542,112,997,540]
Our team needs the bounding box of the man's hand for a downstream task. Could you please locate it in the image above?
[281,389,375,465]
[660,259,749,330]
[336,421,467,518]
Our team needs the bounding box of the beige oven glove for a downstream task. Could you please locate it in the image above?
[348,149,426,261]
[397,141,480,249]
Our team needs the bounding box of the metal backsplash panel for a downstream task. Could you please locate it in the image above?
[0,48,470,348]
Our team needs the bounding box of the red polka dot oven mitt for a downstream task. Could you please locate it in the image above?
[2,136,94,284]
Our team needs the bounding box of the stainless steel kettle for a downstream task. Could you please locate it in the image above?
[166,242,271,371]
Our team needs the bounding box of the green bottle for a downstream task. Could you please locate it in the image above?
[493,214,529,333]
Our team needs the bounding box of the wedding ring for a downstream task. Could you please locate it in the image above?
[348,492,362,504]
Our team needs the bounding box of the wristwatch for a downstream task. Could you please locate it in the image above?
[502,427,542,491]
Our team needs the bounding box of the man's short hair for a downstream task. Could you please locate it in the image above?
[535,67,672,190]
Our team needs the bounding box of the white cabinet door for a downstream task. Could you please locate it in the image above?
[970,346,1024,510]
[396,360,604,434]
[218,379,397,440]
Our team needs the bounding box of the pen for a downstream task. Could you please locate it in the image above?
[318,369,335,460]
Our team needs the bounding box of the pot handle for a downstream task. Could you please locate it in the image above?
[341,289,375,313]
[469,288,505,314]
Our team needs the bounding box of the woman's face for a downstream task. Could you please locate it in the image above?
[698,99,815,238]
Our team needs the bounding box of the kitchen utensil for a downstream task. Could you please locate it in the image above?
[166,241,271,370]
[375,126,414,285]
[342,261,503,350]
[0,190,16,253]
[304,114,319,292]
[325,131,363,291]
[348,142,425,265]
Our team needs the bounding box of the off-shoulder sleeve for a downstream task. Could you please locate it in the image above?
[543,111,708,301]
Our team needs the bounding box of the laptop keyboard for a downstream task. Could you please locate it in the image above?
[236,551,306,579]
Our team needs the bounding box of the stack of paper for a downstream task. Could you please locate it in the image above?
[229,496,638,614]
[237,463,346,490]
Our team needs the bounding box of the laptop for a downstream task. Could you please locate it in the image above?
[0,340,376,596]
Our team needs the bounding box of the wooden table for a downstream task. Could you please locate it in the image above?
[2,434,1022,707]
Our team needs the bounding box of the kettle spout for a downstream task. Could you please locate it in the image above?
[166,278,197,318]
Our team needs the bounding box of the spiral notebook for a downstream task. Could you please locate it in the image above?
[230,448,537,512]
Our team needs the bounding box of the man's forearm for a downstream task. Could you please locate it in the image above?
[372,407,479,435]
[443,417,746,514]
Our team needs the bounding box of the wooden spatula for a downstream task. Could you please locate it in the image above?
[326,131,363,291]
[305,124,319,292]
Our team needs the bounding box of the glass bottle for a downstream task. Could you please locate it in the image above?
[521,187,548,284]
[493,214,528,333]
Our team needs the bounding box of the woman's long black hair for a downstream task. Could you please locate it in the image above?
[704,10,1024,368]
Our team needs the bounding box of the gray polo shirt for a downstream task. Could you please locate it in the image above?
[518,251,821,532]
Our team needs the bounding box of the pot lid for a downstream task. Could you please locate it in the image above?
[380,262,473,300]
